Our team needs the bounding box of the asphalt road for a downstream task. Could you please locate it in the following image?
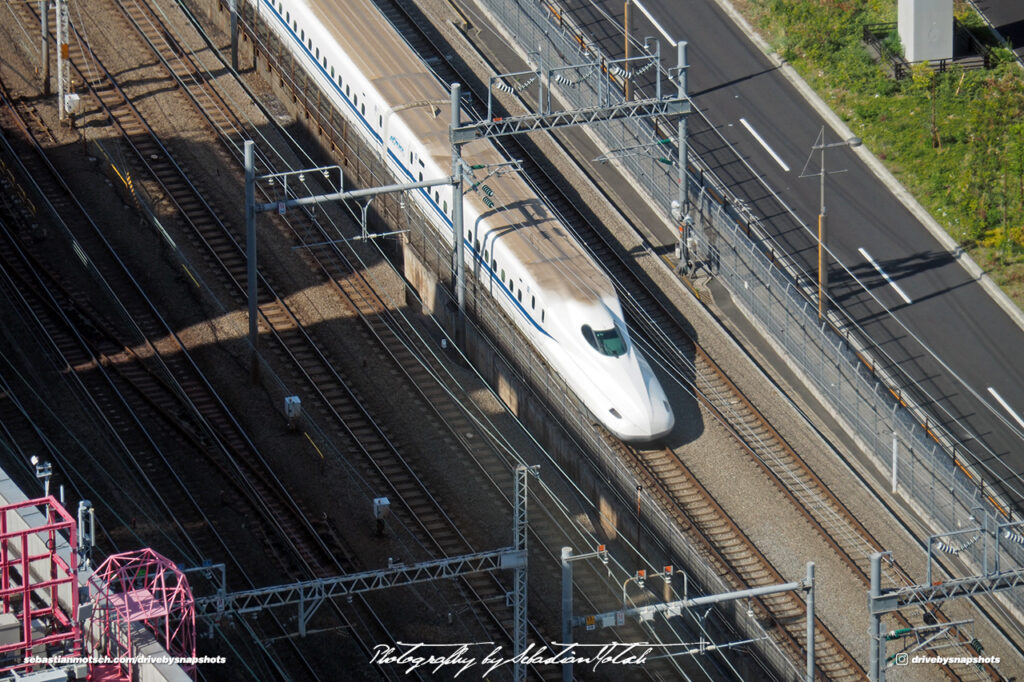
[973,0,1024,61]
[560,0,1024,511]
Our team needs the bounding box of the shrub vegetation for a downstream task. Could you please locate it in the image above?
[740,0,1024,302]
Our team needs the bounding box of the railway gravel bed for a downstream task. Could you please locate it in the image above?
[0,0,717,678]
[381,0,1024,679]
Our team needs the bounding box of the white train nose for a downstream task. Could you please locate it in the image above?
[605,391,675,442]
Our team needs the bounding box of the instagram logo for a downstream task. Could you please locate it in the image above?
[894,653,909,666]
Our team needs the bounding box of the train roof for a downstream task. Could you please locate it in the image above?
[304,0,613,302]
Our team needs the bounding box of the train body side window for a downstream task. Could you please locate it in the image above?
[443,201,448,214]
[531,295,535,309]
[517,290,522,302]
[361,103,365,115]
[315,47,319,59]
[500,269,505,282]
[541,310,545,322]
[300,29,304,40]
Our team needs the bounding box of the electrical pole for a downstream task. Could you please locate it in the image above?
[450,83,466,348]
[54,0,68,121]
[40,0,50,96]
[244,140,258,382]
[803,128,861,319]
[818,139,827,320]
[623,0,631,100]
[229,0,238,71]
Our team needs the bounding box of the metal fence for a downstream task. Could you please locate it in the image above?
[478,0,1024,615]
[863,21,991,80]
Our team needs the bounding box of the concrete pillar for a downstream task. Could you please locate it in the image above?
[898,0,953,62]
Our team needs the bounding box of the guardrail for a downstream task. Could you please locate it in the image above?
[863,21,991,80]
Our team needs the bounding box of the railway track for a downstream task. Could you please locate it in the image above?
[178,0,860,676]
[3,0,578,676]
[3,0,995,678]
[97,0,732,677]
[362,0,1001,679]
[0,78,383,679]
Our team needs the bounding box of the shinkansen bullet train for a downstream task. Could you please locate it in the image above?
[258,0,674,441]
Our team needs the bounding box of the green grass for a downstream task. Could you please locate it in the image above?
[740,0,1024,305]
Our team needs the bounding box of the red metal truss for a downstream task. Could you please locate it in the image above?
[0,496,80,673]
[88,548,196,679]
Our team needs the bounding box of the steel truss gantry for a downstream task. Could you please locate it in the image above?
[570,562,817,681]
[868,551,1024,681]
[448,42,691,345]
[450,97,689,144]
[193,465,538,680]
[194,548,525,632]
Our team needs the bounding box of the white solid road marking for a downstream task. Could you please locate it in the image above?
[739,118,790,172]
[988,387,1024,431]
[631,0,677,47]
[858,247,913,305]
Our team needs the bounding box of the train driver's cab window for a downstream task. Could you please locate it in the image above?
[581,325,627,357]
